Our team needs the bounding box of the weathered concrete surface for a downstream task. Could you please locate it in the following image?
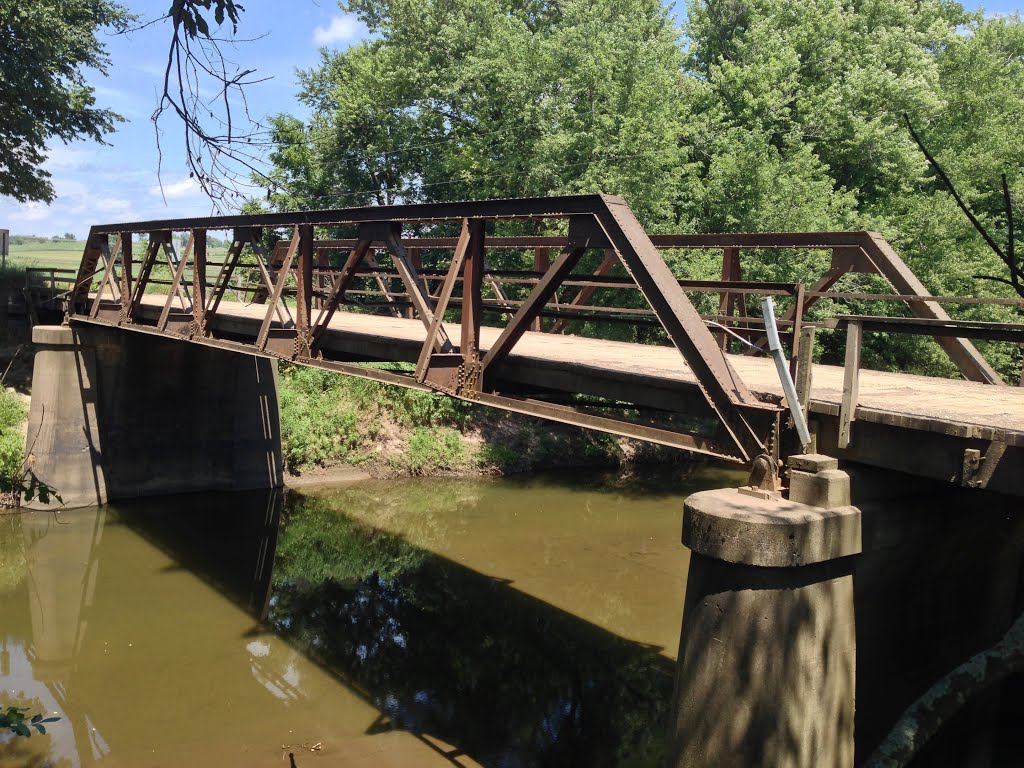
[683,489,860,567]
[25,325,282,508]
[668,458,859,768]
[672,458,1024,768]
[667,553,856,768]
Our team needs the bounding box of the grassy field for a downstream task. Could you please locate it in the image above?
[6,240,85,270]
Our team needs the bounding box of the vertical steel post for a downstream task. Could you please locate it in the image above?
[461,219,486,363]
[296,223,314,343]
[119,233,132,322]
[192,229,207,336]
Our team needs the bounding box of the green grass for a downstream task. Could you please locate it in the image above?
[277,363,479,475]
[0,389,26,479]
[7,240,84,270]
[404,427,465,475]
[278,366,365,469]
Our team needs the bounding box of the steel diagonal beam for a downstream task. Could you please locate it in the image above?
[248,234,292,325]
[859,232,1004,385]
[549,250,618,334]
[592,195,777,461]
[481,246,587,375]
[206,233,246,320]
[160,238,190,310]
[363,252,404,317]
[256,227,300,350]
[129,234,165,322]
[742,250,859,356]
[158,232,194,330]
[72,231,107,312]
[416,219,472,381]
[383,226,453,353]
[310,240,373,354]
[89,235,120,318]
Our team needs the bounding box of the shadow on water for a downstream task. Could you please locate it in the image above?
[107,469,700,767]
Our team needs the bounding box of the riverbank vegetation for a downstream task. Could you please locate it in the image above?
[0,389,25,490]
[277,363,669,478]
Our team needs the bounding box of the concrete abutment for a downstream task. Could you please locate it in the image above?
[26,324,283,508]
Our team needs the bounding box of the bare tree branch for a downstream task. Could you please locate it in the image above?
[147,1,274,211]
[904,114,1023,300]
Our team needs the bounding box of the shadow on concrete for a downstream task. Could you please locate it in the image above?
[850,469,1024,767]
[667,552,857,767]
[26,324,283,508]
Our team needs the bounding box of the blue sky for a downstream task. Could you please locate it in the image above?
[1,0,1021,237]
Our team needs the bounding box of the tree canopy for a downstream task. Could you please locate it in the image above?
[258,0,1023,380]
[0,0,131,203]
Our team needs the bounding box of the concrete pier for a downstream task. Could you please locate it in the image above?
[25,325,283,508]
[667,455,860,767]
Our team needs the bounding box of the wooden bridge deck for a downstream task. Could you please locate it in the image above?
[126,295,1024,494]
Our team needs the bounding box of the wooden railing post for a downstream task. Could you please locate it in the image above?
[838,320,862,449]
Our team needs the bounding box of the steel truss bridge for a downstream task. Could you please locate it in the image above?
[56,194,1024,493]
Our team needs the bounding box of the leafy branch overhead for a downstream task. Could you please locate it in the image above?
[167,0,243,38]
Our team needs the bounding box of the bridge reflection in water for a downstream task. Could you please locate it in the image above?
[0,467,743,767]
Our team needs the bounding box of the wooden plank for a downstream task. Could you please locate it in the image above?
[838,320,862,449]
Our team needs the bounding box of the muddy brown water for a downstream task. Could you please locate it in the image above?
[0,465,744,767]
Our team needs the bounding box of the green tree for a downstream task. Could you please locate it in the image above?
[0,0,131,203]
[261,0,690,227]
[258,0,1023,378]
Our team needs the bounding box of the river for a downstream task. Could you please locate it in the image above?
[0,464,745,767]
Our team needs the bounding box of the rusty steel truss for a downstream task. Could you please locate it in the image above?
[66,194,1006,469]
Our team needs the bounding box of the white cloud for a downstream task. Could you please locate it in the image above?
[313,14,361,46]
[149,177,203,200]
[8,203,51,223]
[44,145,98,172]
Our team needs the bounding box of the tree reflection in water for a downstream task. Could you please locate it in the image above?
[269,491,675,767]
